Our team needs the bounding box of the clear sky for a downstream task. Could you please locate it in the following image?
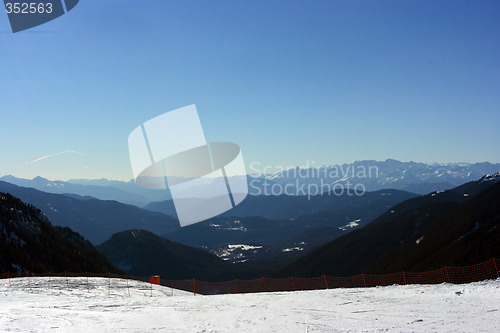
[1,0,499,181]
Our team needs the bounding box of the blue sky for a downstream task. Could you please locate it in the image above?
[1,0,499,181]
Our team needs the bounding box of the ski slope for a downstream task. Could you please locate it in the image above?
[0,277,499,332]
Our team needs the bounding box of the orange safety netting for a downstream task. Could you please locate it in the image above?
[1,257,499,296]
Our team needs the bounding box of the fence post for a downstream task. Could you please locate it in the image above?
[7,271,10,287]
[193,278,196,296]
[323,275,329,289]
[171,280,174,296]
[402,271,407,285]
[65,271,69,291]
[27,271,30,289]
[493,258,499,278]
[108,272,111,295]
[263,277,267,292]
[236,279,239,294]
[362,274,366,288]
[445,266,450,283]
[48,272,51,290]
[86,272,90,293]
[126,274,130,297]
[291,277,296,291]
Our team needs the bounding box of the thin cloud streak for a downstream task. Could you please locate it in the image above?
[25,150,87,165]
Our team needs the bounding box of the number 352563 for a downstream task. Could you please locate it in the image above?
[5,2,54,14]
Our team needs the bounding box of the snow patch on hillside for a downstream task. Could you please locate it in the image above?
[339,219,361,231]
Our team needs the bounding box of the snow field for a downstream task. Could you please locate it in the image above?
[0,277,499,332]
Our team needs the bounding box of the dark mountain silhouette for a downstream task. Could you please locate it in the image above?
[364,179,500,273]
[0,192,118,274]
[97,229,235,281]
[96,229,305,280]
[277,173,500,278]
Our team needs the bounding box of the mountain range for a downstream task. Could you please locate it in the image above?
[0,179,417,259]
[161,189,418,262]
[0,175,169,207]
[1,161,499,280]
[259,160,500,195]
[93,173,500,280]
[2,160,499,209]
[0,181,179,245]
[2,171,499,281]
[277,172,500,278]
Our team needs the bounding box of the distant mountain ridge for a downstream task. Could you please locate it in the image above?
[0,175,170,207]
[257,159,500,195]
[0,181,180,245]
[2,160,498,208]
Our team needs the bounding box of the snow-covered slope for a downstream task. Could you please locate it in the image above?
[1,277,498,332]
